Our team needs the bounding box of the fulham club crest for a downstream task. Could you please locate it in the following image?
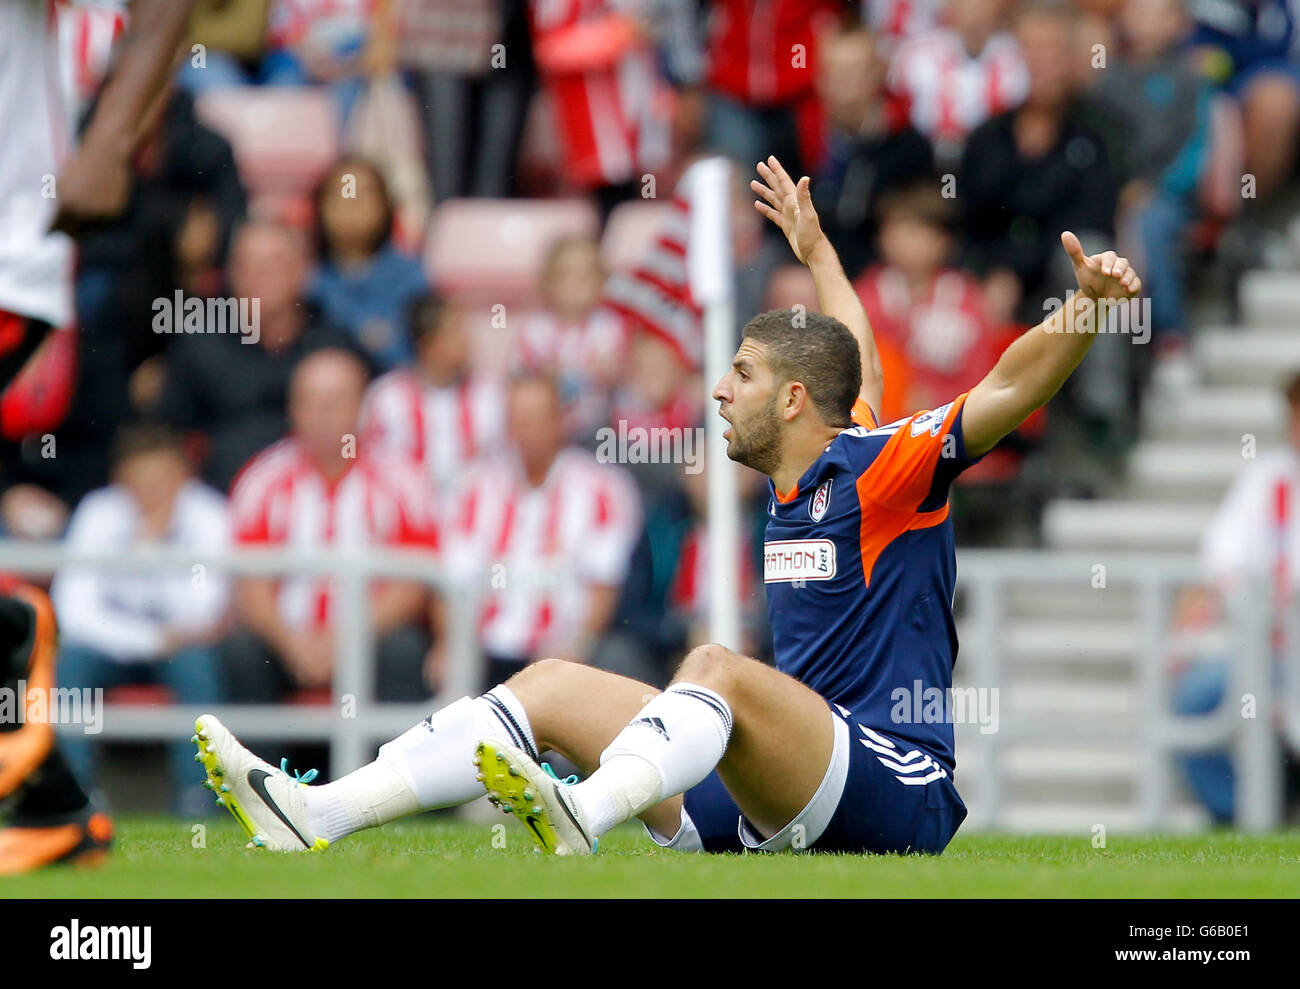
[809,479,832,522]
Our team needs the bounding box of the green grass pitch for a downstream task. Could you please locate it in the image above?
[3,816,1299,897]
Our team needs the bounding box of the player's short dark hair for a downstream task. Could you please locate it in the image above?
[1285,371,1300,411]
[741,309,862,428]
[110,421,186,470]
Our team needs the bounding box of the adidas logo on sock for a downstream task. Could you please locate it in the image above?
[631,716,669,741]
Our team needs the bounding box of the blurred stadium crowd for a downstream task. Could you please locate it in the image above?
[3,0,1300,813]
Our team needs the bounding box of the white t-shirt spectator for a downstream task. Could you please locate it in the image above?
[228,438,438,630]
[1203,449,1300,589]
[52,480,231,661]
[444,448,640,659]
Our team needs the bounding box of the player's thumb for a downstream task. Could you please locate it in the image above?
[1060,230,1088,266]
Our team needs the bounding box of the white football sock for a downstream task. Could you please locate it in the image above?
[303,685,537,843]
[570,683,733,838]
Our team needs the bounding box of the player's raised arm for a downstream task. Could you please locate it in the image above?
[751,156,884,418]
[962,231,1142,458]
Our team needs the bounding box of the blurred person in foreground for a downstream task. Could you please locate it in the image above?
[0,0,202,874]
[1170,371,1300,825]
[193,155,1143,861]
[52,424,229,817]
[224,348,439,706]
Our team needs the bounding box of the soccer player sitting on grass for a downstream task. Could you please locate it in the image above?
[195,156,1141,856]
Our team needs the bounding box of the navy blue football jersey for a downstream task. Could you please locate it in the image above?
[763,393,982,771]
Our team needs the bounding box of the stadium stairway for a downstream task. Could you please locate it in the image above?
[954,270,1293,833]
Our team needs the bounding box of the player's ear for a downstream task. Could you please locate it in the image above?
[783,381,806,422]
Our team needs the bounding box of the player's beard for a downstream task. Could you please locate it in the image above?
[726,394,783,477]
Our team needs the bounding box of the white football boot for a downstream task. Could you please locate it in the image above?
[475,738,595,855]
[193,714,328,852]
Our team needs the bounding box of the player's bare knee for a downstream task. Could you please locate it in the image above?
[502,658,579,720]
[674,642,744,694]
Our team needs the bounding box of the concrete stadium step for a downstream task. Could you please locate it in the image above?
[986,803,1206,834]
[1196,327,1300,386]
[1042,500,1215,552]
[1141,386,1285,443]
[1004,681,1136,719]
[955,618,1140,668]
[998,744,1139,781]
[1239,269,1300,328]
[1002,583,1140,621]
[1120,440,1247,501]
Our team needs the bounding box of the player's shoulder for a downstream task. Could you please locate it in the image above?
[834,395,967,461]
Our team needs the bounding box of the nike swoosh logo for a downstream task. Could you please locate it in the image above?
[523,816,549,849]
[247,769,311,849]
[551,787,591,851]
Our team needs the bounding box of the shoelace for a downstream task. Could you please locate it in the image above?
[280,757,318,785]
[541,762,578,786]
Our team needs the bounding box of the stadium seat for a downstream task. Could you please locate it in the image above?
[424,198,600,304]
[103,685,174,706]
[194,86,340,198]
[285,687,332,706]
[601,201,676,271]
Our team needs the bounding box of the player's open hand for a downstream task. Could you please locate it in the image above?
[1061,231,1142,303]
[751,156,825,265]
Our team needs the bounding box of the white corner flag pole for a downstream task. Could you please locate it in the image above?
[686,157,742,649]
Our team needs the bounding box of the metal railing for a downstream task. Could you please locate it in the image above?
[955,551,1292,832]
[0,541,482,775]
[0,541,1289,829]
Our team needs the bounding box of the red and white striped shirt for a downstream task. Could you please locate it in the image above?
[864,0,941,48]
[669,523,755,620]
[360,369,505,499]
[888,28,1028,146]
[229,438,438,630]
[444,448,641,659]
[56,0,126,117]
[528,0,670,189]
